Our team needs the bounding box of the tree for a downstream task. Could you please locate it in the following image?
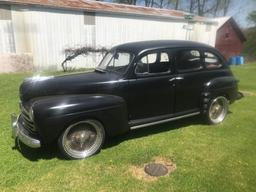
[193,0,231,16]
[247,10,256,26]
[144,0,151,6]
[174,0,179,10]
[213,0,221,16]
[222,0,231,16]
[109,0,232,17]
[114,0,137,5]
[61,46,109,72]
[243,11,256,61]
[189,0,197,13]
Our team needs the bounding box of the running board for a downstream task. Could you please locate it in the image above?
[130,112,200,130]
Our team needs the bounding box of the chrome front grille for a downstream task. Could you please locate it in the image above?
[20,106,37,134]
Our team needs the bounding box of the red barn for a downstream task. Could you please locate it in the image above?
[215,17,246,60]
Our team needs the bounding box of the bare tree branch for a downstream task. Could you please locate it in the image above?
[61,46,109,72]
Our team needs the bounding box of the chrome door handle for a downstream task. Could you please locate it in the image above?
[175,77,184,80]
[169,77,184,82]
[169,77,176,82]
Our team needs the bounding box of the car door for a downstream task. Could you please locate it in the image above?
[128,49,175,121]
[174,48,206,113]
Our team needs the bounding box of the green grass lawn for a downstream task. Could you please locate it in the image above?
[0,64,256,191]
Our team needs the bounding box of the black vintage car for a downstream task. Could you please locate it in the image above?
[11,40,242,159]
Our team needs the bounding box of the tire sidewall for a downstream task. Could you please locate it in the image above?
[58,119,105,160]
[206,96,229,125]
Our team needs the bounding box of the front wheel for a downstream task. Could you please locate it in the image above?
[58,119,105,159]
[205,96,229,124]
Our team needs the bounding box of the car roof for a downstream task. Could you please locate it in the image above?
[112,40,213,54]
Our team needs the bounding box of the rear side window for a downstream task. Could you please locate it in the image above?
[203,51,223,69]
[135,51,171,74]
[140,53,157,64]
[177,49,202,72]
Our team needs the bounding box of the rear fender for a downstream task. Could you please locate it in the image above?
[201,76,238,114]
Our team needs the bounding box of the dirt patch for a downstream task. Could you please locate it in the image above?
[129,157,176,181]
[241,90,256,96]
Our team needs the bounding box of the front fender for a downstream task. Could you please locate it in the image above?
[31,94,129,145]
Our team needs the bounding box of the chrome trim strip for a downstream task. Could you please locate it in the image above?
[21,116,34,127]
[21,105,30,116]
[130,112,200,130]
[21,113,32,123]
[20,104,36,131]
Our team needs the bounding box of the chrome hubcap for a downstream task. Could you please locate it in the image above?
[62,120,104,159]
[209,96,228,124]
[65,125,97,151]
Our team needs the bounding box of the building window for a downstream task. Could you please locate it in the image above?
[224,28,230,39]
[0,5,11,20]
[225,32,230,39]
[84,12,95,25]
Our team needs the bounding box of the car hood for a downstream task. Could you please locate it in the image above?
[20,71,121,103]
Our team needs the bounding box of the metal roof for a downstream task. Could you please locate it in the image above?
[0,0,211,22]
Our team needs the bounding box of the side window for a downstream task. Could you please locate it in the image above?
[204,51,223,69]
[141,53,157,64]
[135,51,171,74]
[177,49,202,72]
[160,52,169,62]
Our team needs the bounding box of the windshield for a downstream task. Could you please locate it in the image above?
[97,51,134,74]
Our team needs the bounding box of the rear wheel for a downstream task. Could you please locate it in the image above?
[58,119,105,159]
[206,96,229,124]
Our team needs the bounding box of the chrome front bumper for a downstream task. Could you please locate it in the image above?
[11,114,41,148]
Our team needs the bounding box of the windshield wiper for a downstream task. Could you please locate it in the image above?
[95,68,106,73]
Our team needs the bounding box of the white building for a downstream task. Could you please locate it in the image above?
[0,0,220,72]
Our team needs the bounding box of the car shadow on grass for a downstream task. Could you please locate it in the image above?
[103,115,204,149]
[13,115,204,161]
[12,139,64,161]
